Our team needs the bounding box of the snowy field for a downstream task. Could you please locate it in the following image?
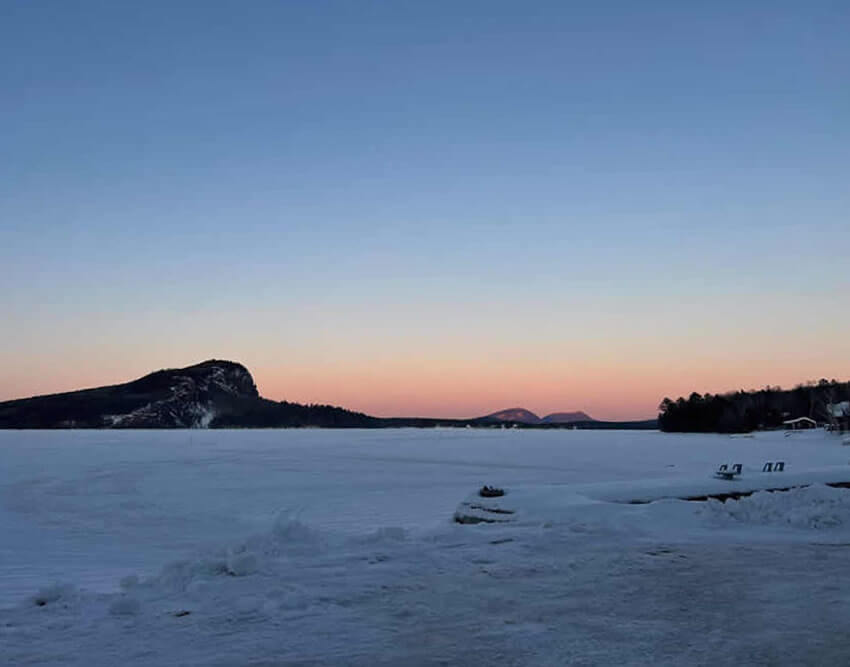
[2,428,850,665]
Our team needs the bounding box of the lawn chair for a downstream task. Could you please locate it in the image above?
[715,463,742,480]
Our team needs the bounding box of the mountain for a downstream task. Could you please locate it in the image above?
[541,411,593,424]
[0,360,375,429]
[480,408,593,424]
[0,363,654,430]
[481,408,542,424]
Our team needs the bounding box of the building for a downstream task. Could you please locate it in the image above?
[782,416,818,430]
[827,402,850,432]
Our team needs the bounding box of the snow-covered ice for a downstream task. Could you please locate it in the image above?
[2,428,850,665]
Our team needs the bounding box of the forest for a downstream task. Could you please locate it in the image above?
[658,379,850,433]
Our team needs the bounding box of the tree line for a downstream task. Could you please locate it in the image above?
[658,379,850,433]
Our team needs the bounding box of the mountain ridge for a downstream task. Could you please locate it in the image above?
[481,407,593,425]
[542,411,593,424]
[0,360,655,430]
[0,360,375,429]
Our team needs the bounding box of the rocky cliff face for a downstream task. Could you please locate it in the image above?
[103,360,259,428]
[0,360,260,429]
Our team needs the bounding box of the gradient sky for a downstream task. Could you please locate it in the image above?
[2,1,849,420]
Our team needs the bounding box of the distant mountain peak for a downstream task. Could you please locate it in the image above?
[480,407,594,424]
[482,408,542,424]
[541,411,593,424]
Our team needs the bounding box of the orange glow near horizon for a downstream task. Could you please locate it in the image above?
[2,298,849,424]
[251,357,850,422]
[2,355,849,422]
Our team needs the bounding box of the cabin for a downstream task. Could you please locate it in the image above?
[782,416,818,430]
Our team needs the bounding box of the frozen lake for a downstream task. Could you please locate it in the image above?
[0,427,843,603]
[3,428,850,665]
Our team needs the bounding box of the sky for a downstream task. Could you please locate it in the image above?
[1,1,849,420]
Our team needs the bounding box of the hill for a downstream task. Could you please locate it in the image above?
[0,362,655,430]
[481,408,541,424]
[0,360,375,429]
[541,411,593,424]
[480,408,593,424]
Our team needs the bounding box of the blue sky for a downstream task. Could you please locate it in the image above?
[1,1,848,418]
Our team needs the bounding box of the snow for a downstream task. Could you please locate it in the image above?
[2,428,850,665]
[105,396,215,428]
[699,483,850,529]
[453,466,850,525]
[101,361,249,428]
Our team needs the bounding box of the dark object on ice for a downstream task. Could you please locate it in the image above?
[479,485,505,498]
[715,463,742,480]
[761,461,786,473]
[468,504,513,514]
[454,513,502,524]
[174,610,192,617]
